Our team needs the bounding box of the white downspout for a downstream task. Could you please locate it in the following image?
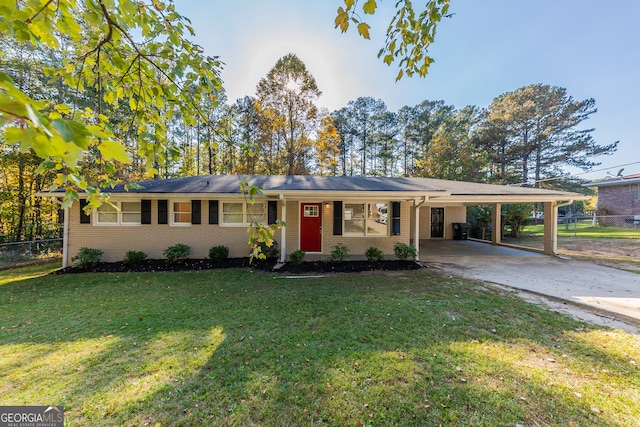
[51,197,69,268]
[413,197,427,261]
[279,194,286,263]
[62,206,69,268]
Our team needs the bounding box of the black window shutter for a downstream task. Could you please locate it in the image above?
[391,201,401,235]
[79,199,91,224]
[268,200,277,225]
[141,200,152,224]
[158,200,168,225]
[333,201,342,235]
[191,200,201,224]
[209,200,219,224]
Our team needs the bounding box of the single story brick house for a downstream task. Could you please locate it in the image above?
[583,173,640,218]
[47,175,589,267]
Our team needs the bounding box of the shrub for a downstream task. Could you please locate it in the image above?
[365,246,384,262]
[209,245,230,262]
[288,249,305,266]
[393,242,417,261]
[123,250,147,266]
[327,243,350,263]
[257,240,279,259]
[71,247,103,269]
[163,243,190,263]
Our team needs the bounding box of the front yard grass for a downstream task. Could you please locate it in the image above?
[1,263,638,426]
[523,222,640,239]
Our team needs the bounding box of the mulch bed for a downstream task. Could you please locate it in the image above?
[54,258,422,274]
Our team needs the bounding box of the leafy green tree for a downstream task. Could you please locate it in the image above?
[502,203,533,238]
[330,106,358,176]
[404,100,455,175]
[348,96,387,176]
[335,0,452,80]
[371,111,399,176]
[0,0,222,208]
[315,116,341,176]
[255,54,322,175]
[0,39,61,241]
[472,118,521,184]
[415,105,487,181]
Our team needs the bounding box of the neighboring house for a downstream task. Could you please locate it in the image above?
[583,173,640,217]
[45,175,589,267]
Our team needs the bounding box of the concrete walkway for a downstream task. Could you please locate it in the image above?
[421,240,640,331]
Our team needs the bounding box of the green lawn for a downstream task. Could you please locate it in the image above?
[523,221,640,238]
[1,263,639,426]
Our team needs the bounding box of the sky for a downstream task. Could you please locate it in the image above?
[178,0,640,181]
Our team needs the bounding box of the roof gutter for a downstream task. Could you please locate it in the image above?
[582,177,640,188]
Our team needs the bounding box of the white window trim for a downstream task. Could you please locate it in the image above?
[170,200,192,226]
[94,201,142,226]
[343,201,389,237]
[220,201,267,227]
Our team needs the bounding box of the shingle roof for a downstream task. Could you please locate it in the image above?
[108,174,581,199]
[583,173,640,188]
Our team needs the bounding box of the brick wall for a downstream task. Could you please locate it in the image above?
[597,184,640,215]
[68,198,415,264]
[68,197,470,264]
[68,199,280,263]
[319,201,412,257]
[416,205,467,239]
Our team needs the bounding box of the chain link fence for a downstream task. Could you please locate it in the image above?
[558,214,640,237]
[0,239,63,269]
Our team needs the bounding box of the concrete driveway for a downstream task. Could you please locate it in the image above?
[421,240,640,333]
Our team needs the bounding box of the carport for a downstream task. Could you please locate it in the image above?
[408,179,591,260]
[419,239,544,261]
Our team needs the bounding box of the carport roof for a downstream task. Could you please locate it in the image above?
[101,174,587,203]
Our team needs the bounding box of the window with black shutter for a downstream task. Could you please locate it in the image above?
[209,200,219,224]
[333,201,342,235]
[141,200,152,224]
[157,200,168,225]
[79,199,91,224]
[191,200,201,224]
[391,201,401,235]
[268,200,277,224]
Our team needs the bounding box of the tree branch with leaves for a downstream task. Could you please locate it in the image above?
[335,0,452,80]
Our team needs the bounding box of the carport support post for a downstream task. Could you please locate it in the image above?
[543,201,558,255]
[491,203,501,244]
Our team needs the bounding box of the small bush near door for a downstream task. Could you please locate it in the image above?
[327,243,350,263]
[209,245,230,262]
[365,246,384,262]
[288,249,305,266]
[394,242,417,260]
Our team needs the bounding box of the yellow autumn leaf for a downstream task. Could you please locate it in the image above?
[98,140,131,163]
[363,0,377,14]
[357,22,371,39]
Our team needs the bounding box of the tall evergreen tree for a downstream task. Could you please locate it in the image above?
[486,84,618,184]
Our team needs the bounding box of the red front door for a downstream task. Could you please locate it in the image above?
[300,203,322,252]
